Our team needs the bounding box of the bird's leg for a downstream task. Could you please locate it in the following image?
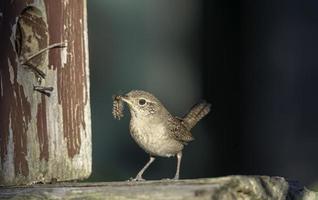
[173,151,182,180]
[131,156,155,181]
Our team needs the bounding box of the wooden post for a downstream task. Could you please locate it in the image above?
[0,0,91,185]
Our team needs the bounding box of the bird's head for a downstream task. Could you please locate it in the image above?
[121,90,164,118]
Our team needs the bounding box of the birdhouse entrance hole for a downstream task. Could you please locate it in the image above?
[15,6,48,71]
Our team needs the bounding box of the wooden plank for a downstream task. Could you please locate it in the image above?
[0,0,91,186]
[0,176,316,199]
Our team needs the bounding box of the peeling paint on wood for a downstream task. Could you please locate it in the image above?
[48,0,88,158]
[36,95,49,161]
[0,0,91,186]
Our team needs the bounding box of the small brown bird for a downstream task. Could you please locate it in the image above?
[113,90,211,181]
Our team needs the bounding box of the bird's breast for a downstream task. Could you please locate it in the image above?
[129,118,183,157]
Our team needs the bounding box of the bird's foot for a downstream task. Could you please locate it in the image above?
[128,176,145,182]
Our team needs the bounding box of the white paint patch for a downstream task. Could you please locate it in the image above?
[61,46,68,68]
[83,0,92,174]
[7,58,15,84]
[83,0,90,104]
[0,12,3,17]
[63,0,69,7]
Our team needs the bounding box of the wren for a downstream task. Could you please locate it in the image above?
[113,90,211,181]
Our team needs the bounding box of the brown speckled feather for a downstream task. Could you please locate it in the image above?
[167,116,194,143]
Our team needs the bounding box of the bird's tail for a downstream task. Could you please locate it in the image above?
[182,101,211,130]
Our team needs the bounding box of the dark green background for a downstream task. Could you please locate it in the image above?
[87,0,318,189]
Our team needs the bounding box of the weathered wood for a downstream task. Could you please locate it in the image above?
[0,0,91,185]
[0,176,316,200]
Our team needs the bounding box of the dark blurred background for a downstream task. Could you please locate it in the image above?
[87,0,318,189]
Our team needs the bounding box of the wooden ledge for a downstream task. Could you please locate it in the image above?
[0,176,317,199]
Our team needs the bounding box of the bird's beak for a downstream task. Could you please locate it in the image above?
[121,95,132,105]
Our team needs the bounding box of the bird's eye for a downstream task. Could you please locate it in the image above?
[138,99,146,105]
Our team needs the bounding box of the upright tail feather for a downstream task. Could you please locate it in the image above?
[182,101,211,130]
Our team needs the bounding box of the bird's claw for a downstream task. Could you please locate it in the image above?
[128,176,145,182]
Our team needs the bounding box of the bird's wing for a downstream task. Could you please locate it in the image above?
[167,116,194,143]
